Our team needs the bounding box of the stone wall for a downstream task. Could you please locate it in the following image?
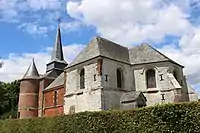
[101,58,133,110]
[132,61,188,105]
[64,56,190,113]
[64,58,102,114]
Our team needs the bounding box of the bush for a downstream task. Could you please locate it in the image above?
[0,102,200,133]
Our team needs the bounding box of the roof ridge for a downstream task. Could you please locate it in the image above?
[96,36,128,49]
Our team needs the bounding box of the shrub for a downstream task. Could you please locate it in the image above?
[0,102,199,133]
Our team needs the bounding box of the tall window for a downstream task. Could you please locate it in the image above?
[146,69,156,88]
[117,68,123,88]
[80,69,85,89]
[54,90,58,107]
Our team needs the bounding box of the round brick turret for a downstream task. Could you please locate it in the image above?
[18,59,40,119]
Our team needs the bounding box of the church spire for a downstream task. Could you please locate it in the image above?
[46,24,68,74]
[22,58,40,80]
[51,24,64,61]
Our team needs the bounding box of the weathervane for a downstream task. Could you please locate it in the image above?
[57,17,62,25]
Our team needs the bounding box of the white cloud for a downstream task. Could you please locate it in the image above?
[0,0,77,35]
[66,0,193,45]
[0,44,85,82]
[60,21,83,32]
[0,0,19,22]
[65,0,200,93]
[18,22,55,36]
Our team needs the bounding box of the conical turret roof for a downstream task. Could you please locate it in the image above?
[22,59,40,80]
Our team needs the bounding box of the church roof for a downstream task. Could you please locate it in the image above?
[67,36,129,67]
[44,72,64,91]
[67,36,183,68]
[41,70,59,79]
[129,43,176,65]
[120,91,146,103]
[22,59,40,80]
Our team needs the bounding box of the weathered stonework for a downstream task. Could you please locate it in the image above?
[64,59,102,114]
[132,62,189,105]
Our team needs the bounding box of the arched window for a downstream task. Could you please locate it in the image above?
[80,69,85,89]
[146,69,156,88]
[117,68,123,88]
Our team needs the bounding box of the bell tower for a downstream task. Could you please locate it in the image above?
[46,24,68,75]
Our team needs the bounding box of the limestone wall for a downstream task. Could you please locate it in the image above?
[101,58,133,110]
[64,59,102,114]
[132,62,188,105]
[102,58,133,91]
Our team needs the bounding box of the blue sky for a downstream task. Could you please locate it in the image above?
[0,0,200,94]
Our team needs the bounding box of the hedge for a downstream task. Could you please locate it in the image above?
[0,102,200,133]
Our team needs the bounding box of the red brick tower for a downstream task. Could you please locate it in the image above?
[18,59,40,119]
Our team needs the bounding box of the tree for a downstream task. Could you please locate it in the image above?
[0,80,20,119]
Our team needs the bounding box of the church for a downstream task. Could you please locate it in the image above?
[18,25,198,119]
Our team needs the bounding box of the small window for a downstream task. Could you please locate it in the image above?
[105,75,108,82]
[159,74,164,81]
[117,68,123,88]
[80,69,85,89]
[146,69,156,88]
[94,74,97,81]
[54,90,58,107]
[161,93,165,101]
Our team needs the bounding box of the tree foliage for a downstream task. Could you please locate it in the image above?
[0,102,200,133]
[0,80,20,119]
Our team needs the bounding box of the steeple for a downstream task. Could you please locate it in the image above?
[22,58,40,80]
[51,25,64,61]
[46,24,68,74]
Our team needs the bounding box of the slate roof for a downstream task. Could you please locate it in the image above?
[22,59,40,80]
[129,43,174,65]
[44,72,64,91]
[67,36,182,68]
[67,36,129,67]
[41,70,59,79]
[51,25,66,63]
[120,91,146,103]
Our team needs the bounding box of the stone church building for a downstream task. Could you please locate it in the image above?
[18,26,198,119]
